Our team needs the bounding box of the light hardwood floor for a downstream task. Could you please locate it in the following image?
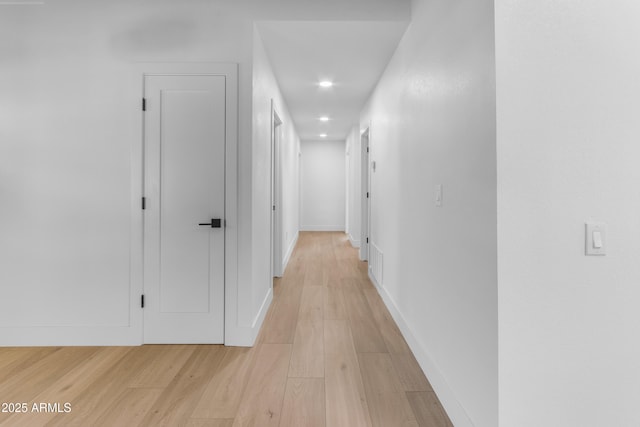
[0,232,452,427]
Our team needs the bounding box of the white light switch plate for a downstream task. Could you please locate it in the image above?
[585,222,606,256]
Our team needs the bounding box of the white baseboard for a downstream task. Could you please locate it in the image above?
[0,326,141,347]
[282,232,298,273]
[223,326,254,347]
[368,271,475,427]
[300,225,345,231]
[251,287,273,344]
[1,290,273,349]
[348,233,360,248]
[226,286,273,347]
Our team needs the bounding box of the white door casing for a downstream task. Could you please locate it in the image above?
[360,128,370,261]
[271,104,283,278]
[143,74,225,344]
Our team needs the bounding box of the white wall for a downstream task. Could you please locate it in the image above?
[358,0,497,425]
[300,140,346,231]
[345,126,361,247]
[252,29,300,321]
[0,0,410,346]
[496,1,640,426]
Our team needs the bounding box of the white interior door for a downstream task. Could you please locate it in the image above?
[143,74,225,344]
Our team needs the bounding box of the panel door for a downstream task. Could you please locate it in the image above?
[143,74,225,343]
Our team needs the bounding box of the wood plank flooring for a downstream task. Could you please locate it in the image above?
[0,232,451,427]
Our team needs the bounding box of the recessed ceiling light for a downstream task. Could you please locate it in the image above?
[318,80,333,88]
[320,133,328,138]
[319,116,330,122]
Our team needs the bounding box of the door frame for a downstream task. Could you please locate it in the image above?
[360,127,371,261]
[270,101,284,278]
[132,63,238,345]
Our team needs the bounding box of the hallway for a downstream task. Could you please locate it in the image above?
[254,231,451,426]
[0,232,451,427]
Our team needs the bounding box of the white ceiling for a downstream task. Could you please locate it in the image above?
[256,21,409,141]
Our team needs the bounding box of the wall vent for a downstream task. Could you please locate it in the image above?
[370,242,383,286]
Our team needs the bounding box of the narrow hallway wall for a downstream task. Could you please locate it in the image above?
[252,28,301,325]
[358,0,497,425]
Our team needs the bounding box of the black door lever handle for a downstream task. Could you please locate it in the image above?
[198,219,222,228]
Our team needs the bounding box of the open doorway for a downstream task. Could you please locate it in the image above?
[360,127,370,262]
[271,101,284,278]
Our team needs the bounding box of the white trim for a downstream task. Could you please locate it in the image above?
[138,63,239,347]
[0,327,141,347]
[282,231,299,274]
[271,103,284,278]
[224,286,273,347]
[300,225,346,232]
[252,287,273,341]
[138,63,239,346]
[360,126,371,261]
[349,233,361,248]
[223,327,253,347]
[368,271,475,427]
